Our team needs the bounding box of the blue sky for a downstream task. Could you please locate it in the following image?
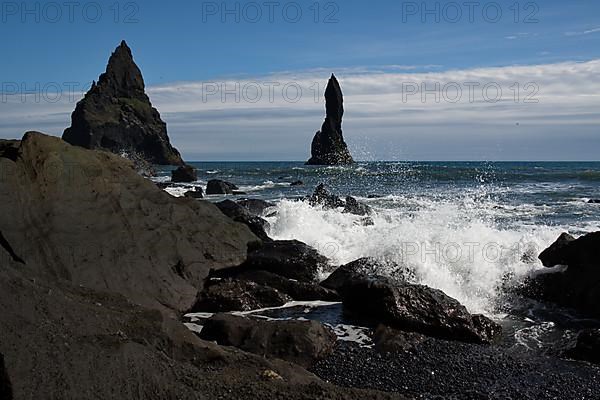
[1,0,600,160]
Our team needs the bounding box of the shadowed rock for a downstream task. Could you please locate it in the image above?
[63,41,183,166]
[171,164,197,183]
[306,74,354,165]
[524,231,600,317]
[564,329,600,364]
[200,314,337,368]
[0,353,12,400]
[206,179,238,195]
[190,279,291,312]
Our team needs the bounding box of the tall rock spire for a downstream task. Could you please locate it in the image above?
[62,40,183,166]
[306,74,354,165]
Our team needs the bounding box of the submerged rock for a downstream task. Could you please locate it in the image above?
[62,41,183,166]
[306,74,354,165]
[171,164,197,183]
[190,279,290,312]
[206,179,239,195]
[337,274,501,344]
[200,314,337,368]
[291,180,304,186]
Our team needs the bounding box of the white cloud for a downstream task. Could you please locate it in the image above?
[565,27,600,36]
[2,60,600,160]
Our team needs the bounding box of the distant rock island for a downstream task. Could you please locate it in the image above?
[63,40,183,166]
[306,74,354,165]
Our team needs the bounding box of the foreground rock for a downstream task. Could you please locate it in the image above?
[372,325,427,353]
[206,179,239,195]
[306,74,354,165]
[337,274,501,344]
[200,314,337,368]
[190,279,290,312]
[0,353,11,400]
[0,132,257,314]
[215,200,271,241]
[322,258,414,292]
[239,240,330,283]
[564,329,600,364]
[62,41,183,166]
[210,269,339,302]
[172,164,197,183]
[526,231,600,316]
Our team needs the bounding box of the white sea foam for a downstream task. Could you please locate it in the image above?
[266,196,567,315]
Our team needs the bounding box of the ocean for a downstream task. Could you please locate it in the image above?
[157,161,600,352]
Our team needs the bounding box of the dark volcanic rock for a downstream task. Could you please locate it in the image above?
[526,232,600,317]
[62,41,183,166]
[215,200,271,241]
[240,240,330,283]
[538,232,576,267]
[200,314,337,368]
[588,199,600,204]
[322,258,414,292]
[206,179,239,195]
[0,353,12,400]
[291,180,304,186]
[171,164,197,183]
[306,74,354,165]
[210,269,339,302]
[372,325,427,353]
[184,187,204,199]
[343,196,372,216]
[338,275,501,343]
[236,199,275,216]
[309,184,345,209]
[0,132,257,314]
[564,329,600,364]
[190,279,290,312]
[0,140,20,162]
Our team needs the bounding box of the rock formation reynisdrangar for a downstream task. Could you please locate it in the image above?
[63,41,183,166]
[306,74,354,165]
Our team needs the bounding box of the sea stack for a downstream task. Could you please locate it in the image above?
[63,40,183,165]
[306,74,354,165]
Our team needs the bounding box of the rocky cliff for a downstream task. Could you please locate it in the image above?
[306,74,354,165]
[62,41,183,165]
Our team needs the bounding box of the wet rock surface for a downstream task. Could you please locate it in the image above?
[337,274,501,344]
[200,313,337,368]
[527,231,600,317]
